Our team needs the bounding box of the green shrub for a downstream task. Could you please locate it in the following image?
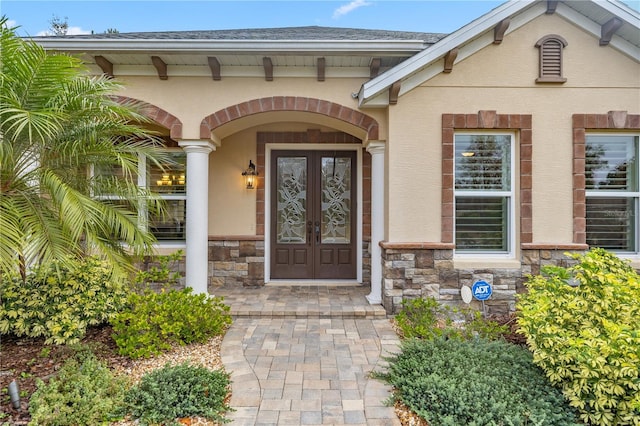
[517,248,640,425]
[28,352,128,425]
[111,288,232,359]
[134,250,184,292]
[0,257,129,344]
[394,297,507,341]
[125,363,231,425]
[376,337,579,426]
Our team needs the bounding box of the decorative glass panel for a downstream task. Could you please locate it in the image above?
[321,156,351,244]
[149,152,186,194]
[586,136,637,191]
[276,157,307,244]
[150,200,186,241]
[455,135,511,191]
[455,196,508,251]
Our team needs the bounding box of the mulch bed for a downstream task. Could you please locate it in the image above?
[0,325,132,425]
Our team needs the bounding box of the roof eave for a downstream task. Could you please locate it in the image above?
[31,38,430,55]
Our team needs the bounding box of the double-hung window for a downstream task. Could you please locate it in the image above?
[585,135,639,253]
[454,133,514,255]
[95,150,187,243]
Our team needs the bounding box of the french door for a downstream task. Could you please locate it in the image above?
[270,150,357,279]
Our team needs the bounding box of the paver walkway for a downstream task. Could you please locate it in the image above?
[216,285,402,425]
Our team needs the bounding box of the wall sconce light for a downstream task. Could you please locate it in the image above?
[242,160,258,189]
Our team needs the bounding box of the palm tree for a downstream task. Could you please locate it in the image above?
[0,18,167,280]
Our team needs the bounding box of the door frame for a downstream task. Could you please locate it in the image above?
[264,143,363,284]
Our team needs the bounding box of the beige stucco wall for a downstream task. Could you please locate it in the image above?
[386,12,640,245]
[116,76,386,140]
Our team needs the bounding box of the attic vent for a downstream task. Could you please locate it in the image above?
[535,34,568,83]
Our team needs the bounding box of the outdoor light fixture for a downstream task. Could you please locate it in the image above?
[461,152,475,157]
[242,160,258,189]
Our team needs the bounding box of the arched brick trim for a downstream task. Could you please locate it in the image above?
[572,111,640,244]
[199,96,379,141]
[442,111,533,246]
[111,95,183,139]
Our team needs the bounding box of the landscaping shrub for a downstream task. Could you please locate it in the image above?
[517,248,640,425]
[28,351,128,425]
[0,257,129,344]
[394,296,507,341]
[376,337,579,426]
[125,362,231,425]
[111,288,232,359]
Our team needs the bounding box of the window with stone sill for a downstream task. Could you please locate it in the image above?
[94,150,187,242]
[454,133,515,255]
[586,134,639,253]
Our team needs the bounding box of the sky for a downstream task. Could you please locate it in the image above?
[3,0,639,38]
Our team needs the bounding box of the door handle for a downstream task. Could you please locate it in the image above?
[307,221,312,246]
[315,221,320,244]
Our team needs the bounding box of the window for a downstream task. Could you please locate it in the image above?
[454,134,514,254]
[586,135,638,253]
[95,151,186,243]
[535,34,568,83]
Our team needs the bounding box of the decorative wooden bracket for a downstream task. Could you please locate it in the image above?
[317,57,325,82]
[493,18,510,44]
[263,57,273,81]
[389,80,401,105]
[546,0,558,14]
[443,48,458,73]
[94,56,113,78]
[600,17,623,46]
[369,58,381,79]
[151,56,168,80]
[208,57,221,81]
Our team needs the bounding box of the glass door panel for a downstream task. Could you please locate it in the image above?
[320,156,351,244]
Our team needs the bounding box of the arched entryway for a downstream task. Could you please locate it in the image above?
[200,98,382,287]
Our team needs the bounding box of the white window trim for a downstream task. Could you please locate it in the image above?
[585,133,639,256]
[92,149,187,248]
[453,132,516,259]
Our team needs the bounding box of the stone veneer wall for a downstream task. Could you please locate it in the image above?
[380,242,586,315]
[207,238,371,289]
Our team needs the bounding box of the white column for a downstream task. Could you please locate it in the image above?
[178,140,216,295]
[365,141,385,304]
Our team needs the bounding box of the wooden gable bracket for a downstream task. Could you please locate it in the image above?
[263,57,273,81]
[317,57,325,82]
[493,18,510,44]
[94,56,113,78]
[389,80,401,105]
[369,57,381,79]
[151,56,168,80]
[208,57,221,81]
[546,1,558,14]
[600,17,624,46]
[443,48,459,73]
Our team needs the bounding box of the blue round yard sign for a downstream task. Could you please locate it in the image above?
[472,280,492,301]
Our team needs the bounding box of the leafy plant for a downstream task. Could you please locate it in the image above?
[111,288,232,359]
[376,337,579,426]
[28,352,128,426]
[394,297,507,341]
[125,363,231,425]
[134,250,184,292]
[0,257,129,344]
[517,248,640,425]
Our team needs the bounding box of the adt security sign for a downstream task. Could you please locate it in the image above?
[472,280,492,301]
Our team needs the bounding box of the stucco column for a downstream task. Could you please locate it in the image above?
[365,141,385,304]
[178,140,216,295]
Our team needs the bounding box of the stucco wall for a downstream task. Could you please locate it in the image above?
[386,12,639,245]
[116,77,387,140]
